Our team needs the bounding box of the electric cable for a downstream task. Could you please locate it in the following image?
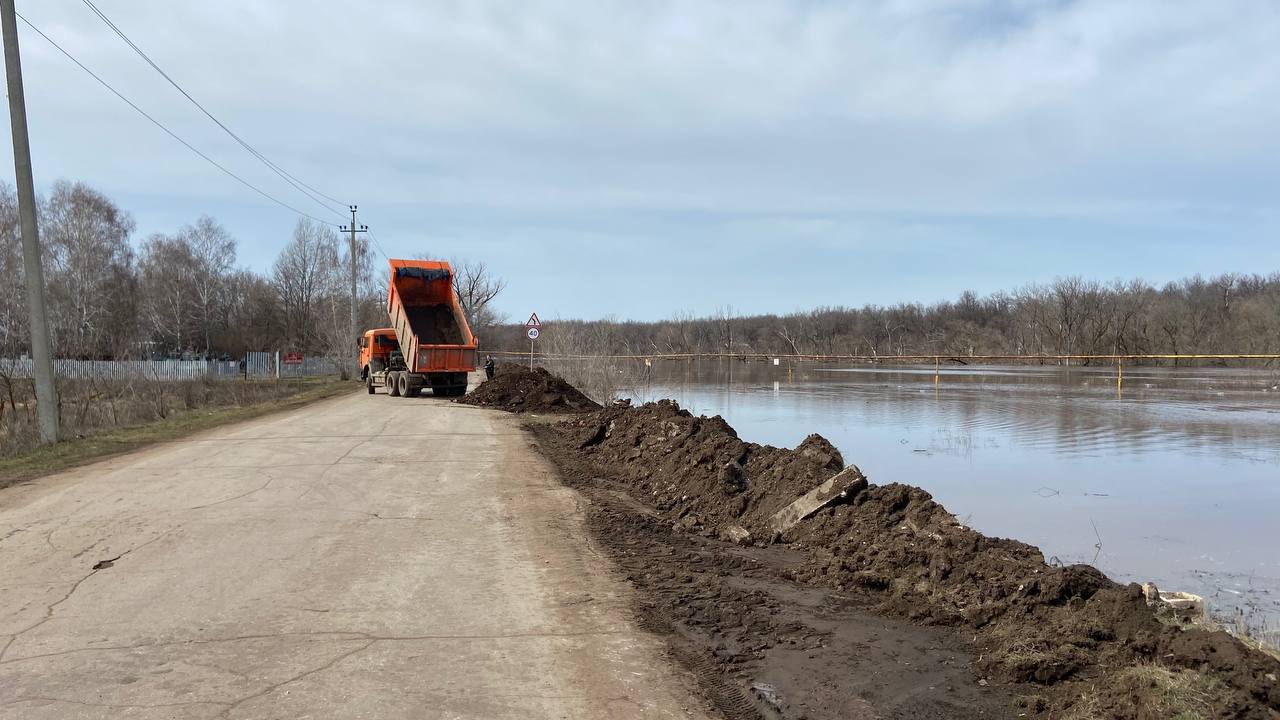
[79,0,349,218]
[366,230,390,260]
[16,12,335,225]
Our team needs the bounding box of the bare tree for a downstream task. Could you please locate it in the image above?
[273,219,342,352]
[450,258,508,333]
[222,271,282,352]
[40,180,137,358]
[0,181,26,358]
[138,233,197,357]
[183,216,236,356]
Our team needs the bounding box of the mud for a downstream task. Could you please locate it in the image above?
[529,423,1016,719]
[459,364,601,413]
[523,386,1280,719]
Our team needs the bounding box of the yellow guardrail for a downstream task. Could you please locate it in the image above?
[491,351,1280,362]
[488,351,1278,397]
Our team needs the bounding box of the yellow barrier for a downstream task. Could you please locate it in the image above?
[491,351,1280,362]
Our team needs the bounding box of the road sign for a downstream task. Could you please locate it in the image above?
[525,312,541,329]
[283,352,304,365]
[527,327,540,341]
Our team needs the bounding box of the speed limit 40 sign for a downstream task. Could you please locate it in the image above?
[527,327,540,340]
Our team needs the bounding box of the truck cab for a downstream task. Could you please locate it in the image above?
[358,328,399,380]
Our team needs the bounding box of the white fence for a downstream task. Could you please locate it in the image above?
[0,355,343,382]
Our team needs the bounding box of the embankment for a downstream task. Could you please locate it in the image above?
[466,368,1280,719]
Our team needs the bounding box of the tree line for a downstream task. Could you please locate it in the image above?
[489,274,1280,364]
[6,178,1273,367]
[0,180,505,366]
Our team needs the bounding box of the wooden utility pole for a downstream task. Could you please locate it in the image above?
[2,0,58,443]
[339,205,367,366]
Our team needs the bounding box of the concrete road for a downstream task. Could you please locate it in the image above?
[0,389,712,719]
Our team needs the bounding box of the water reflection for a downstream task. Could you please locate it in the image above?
[621,361,1280,642]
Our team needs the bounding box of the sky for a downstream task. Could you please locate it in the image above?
[4,0,1279,322]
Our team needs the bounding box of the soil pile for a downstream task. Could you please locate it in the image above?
[459,364,600,413]
[541,398,1280,719]
[529,422,1015,720]
[566,399,844,538]
[787,483,1280,716]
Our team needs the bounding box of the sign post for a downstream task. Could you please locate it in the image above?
[525,313,542,370]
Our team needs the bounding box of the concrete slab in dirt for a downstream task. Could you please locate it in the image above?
[0,391,712,719]
[769,465,868,535]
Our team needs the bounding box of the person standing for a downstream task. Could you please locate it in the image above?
[484,355,495,380]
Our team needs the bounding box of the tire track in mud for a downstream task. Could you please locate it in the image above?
[575,477,765,720]
[528,423,1011,720]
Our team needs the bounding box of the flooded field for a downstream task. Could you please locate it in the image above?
[615,360,1280,644]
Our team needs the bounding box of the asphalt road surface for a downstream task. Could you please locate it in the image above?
[0,389,712,719]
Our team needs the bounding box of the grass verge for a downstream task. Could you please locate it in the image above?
[0,378,356,491]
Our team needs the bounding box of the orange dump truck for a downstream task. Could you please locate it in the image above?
[364,259,477,397]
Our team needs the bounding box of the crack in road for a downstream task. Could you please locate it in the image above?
[0,528,178,663]
[1,695,230,710]
[186,470,278,511]
[0,393,713,719]
[0,627,639,667]
[214,640,376,718]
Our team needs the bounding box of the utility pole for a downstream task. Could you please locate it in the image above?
[2,0,58,443]
[339,205,367,369]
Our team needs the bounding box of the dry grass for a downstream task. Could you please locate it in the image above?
[1225,606,1280,661]
[1059,689,1102,720]
[1118,664,1222,720]
[0,377,355,489]
[1060,664,1224,720]
[542,356,646,403]
[1233,629,1280,663]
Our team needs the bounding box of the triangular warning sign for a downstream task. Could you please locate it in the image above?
[526,312,542,328]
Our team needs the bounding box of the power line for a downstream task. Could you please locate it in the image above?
[15,12,334,225]
[79,0,348,218]
[366,230,390,260]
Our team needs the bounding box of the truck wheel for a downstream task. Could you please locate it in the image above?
[387,372,401,397]
[366,376,375,394]
[397,373,411,398]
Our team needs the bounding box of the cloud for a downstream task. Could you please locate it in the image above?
[4,1,1278,318]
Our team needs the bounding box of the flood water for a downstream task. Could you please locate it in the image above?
[618,361,1280,642]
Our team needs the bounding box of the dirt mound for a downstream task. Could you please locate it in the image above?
[529,421,1017,720]
[786,483,1280,714]
[543,398,1280,719]
[568,400,843,538]
[459,364,600,413]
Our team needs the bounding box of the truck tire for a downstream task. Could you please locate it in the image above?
[366,376,375,394]
[387,372,401,397]
[397,372,411,398]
